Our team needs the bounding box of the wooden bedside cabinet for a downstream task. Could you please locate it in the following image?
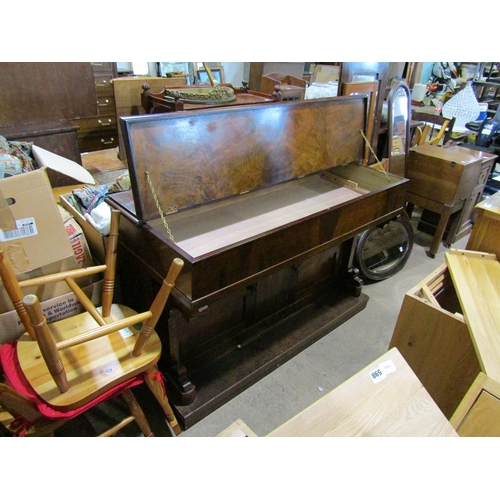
[416,150,497,247]
[406,144,493,257]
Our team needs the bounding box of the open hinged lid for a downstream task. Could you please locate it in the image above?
[445,249,500,382]
[119,96,367,223]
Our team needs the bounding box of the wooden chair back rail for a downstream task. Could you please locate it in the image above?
[419,120,451,145]
[18,266,106,288]
[411,111,456,146]
[0,256,108,339]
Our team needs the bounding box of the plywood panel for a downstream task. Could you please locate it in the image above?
[0,62,97,125]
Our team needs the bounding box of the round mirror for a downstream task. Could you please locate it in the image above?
[354,215,414,281]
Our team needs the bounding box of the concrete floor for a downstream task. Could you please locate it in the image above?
[179,217,470,437]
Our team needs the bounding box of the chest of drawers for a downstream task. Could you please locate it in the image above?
[72,62,118,152]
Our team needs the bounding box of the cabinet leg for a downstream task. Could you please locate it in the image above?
[427,208,452,258]
[406,202,415,219]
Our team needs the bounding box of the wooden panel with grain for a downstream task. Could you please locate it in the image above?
[445,250,500,382]
[268,348,457,437]
[120,96,366,222]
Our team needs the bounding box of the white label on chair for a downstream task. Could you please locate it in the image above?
[0,217,38,241]
[119,327,134,338]
[369,359,396,384]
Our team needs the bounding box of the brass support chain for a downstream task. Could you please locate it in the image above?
[360,130,391,182]
[145,172,176,243]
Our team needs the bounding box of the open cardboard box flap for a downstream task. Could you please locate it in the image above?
[32,145,95,186]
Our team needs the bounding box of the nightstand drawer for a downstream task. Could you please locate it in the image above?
[75,116,117,133]
[96,96,116,116]
[94,75,115,96]
[79,133,118,152]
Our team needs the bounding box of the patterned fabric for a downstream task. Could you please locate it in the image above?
[72,184,109,214]
[0,135,37,179]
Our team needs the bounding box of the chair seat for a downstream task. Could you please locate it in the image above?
[0,340,143,424]
[14,304,162,410]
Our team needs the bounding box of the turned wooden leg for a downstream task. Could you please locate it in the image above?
[144,366,181,436]
[133,258,184,356]
[23,294,68,393]
[121,389,154,437]
[101,210,120,318]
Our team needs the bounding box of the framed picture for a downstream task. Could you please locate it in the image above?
[196,65,225,84]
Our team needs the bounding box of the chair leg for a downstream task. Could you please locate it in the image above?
[23,294,68,393]
[144,366,181,436]
[133,258,184,356]
[121,389,154,437]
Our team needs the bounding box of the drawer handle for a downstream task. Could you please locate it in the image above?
[101,138,115,145]
[98,119,112,127]
[95,80,108,86]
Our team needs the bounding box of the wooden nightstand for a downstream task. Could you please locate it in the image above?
[406,144,496,257]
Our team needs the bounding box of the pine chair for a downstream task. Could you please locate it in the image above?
[0,209,184,437]
[411,111,456,147]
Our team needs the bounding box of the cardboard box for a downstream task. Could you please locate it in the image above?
[0,279,103,344]
[0,204,97,314]
[0,169,74,274]
[0,214,97,313]
[312,64,341,84]
[59,205,94,269]
[59,193,107,264]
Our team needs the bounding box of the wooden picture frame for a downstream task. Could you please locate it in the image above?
[196,66,225,84]
[342,81,379,165]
